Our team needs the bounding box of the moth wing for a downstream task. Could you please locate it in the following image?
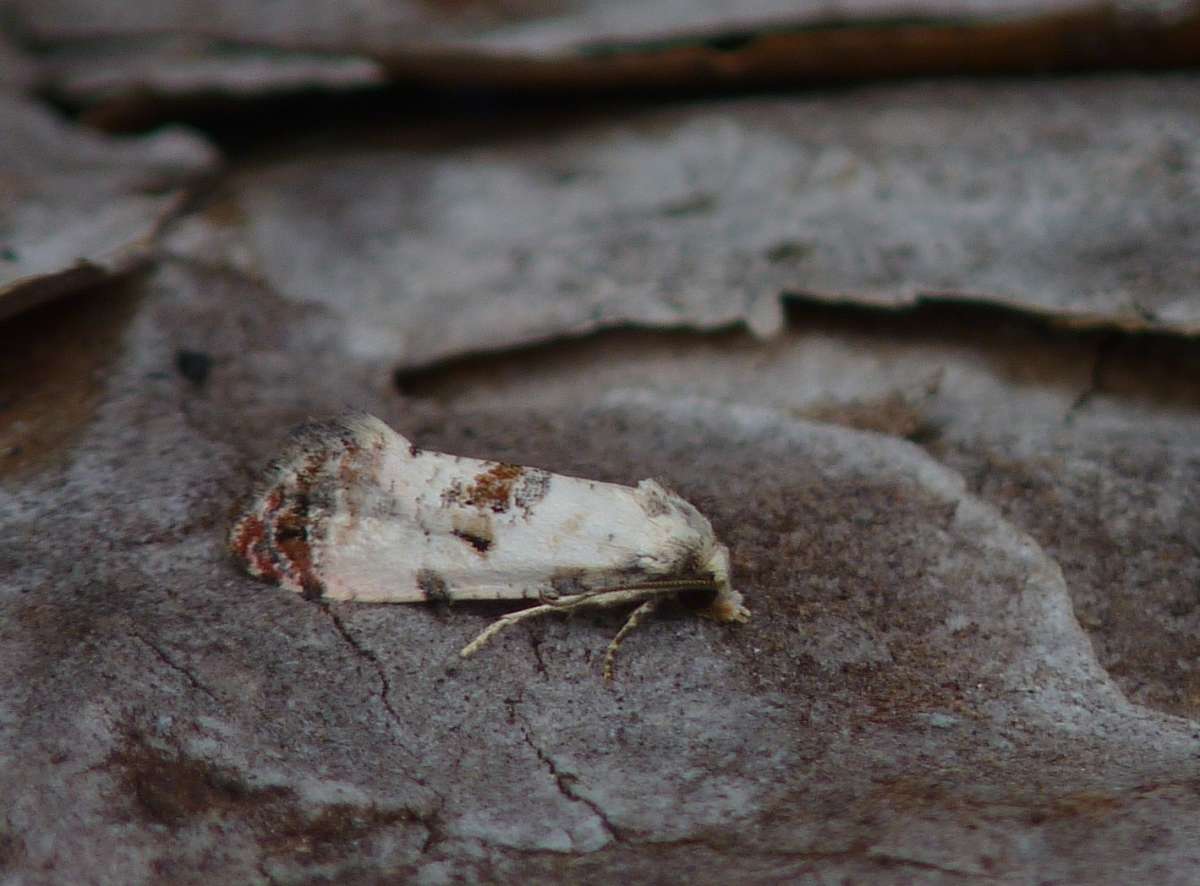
[317,467,701,603]
[231,413,720,605]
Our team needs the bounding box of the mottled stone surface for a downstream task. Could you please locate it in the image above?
[3,258,1199,883]
[20,2,1196,131]
[8,0,1096,53]
[397,302,1200,719]
[43,36,384,111]
[0,93,216,319]
[0,30,37,93]
[3,16,1200,881]
[168,76,1200,365]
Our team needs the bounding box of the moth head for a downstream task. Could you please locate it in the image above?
[634,479,750,624]
[698,543,749,623]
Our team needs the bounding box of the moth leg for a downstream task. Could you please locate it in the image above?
[458,589,662,661]
[458,593,593,660]
[458,602,561,660]
[603,597,662,683]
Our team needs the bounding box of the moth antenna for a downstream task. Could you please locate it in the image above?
[603,597,662,683]
[539,578,715,608]
[617,578,719,592]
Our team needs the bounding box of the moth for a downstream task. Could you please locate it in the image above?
[229,412,749,680]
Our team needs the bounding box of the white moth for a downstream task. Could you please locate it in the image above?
[229,412,749,679]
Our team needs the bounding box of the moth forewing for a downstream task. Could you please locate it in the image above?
[228,412,748,677]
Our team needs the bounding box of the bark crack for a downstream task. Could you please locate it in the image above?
[256,859,279,886]
[132,631,218,701]
[526,629,549,678]
[866,852,1000,881]
[418,803,449,855]
[1065,332,1118,424]
[320,604,405,732]
[509,702,621,846]
[316,605,448,809]
[638,839,999,880]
